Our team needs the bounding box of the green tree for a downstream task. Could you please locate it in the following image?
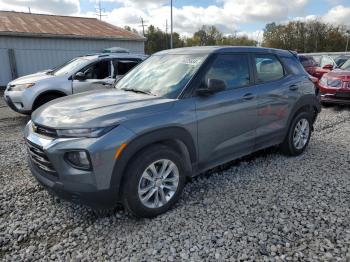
[262,20,348,52]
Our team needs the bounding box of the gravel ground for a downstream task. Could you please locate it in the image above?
[1,94,350,261]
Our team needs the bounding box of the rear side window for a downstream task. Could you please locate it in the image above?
[282,57,307,75]
[205,54,250,90]
[298,56,317,67]
[255,54,284,83]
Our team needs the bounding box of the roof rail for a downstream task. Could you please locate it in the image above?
[288,50,298,58]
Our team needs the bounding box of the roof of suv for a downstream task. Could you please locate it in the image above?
[156,46,294,57]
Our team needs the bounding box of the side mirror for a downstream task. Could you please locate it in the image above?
[74,72,87,81]
[196,78,226,96]
[323,64,333,70]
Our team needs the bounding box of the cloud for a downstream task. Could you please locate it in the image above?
[0,0,80,15]
[323,5,350,26]
[100,0,311,37]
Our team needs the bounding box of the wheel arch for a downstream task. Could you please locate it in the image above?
[32,90,67,110]
[111,126,197,196]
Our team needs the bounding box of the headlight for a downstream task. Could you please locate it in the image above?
[56,126,116,138]
[327,79,342,88]
[9,83,35,91]
[65,150,92,170]
[320,76,327,86]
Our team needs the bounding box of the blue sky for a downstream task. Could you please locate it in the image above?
[1,0,350,41]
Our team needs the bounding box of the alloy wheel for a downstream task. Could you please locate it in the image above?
[293,118,310,150]
[138,159,179,209]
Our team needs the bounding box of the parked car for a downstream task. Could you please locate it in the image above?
[318,59,350,105]
[4,53,147,114]
[298,54,330,79]
[334,55,350,68]
[25,47,320,218]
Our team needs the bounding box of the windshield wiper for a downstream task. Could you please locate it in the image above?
[122,88,156,96]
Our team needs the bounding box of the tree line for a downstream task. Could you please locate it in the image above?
[126,25,257,54]
[262,20,349,53]
[125,20,349,55]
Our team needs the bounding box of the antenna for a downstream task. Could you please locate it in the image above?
[95,0,106,21]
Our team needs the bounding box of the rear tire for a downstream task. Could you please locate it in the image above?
[122,145,186,218]
[280,111,312,156]
[33,94,63,111]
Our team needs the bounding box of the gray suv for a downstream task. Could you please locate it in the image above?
[25,47,320,218]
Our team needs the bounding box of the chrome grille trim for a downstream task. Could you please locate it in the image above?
[26,140,57,174]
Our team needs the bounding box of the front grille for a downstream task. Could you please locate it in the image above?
[33,123,58,138]
[26,140,57,175]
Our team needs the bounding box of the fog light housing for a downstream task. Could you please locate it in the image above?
[65,151,92,170]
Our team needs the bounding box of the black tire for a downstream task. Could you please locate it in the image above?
[33,94,63,111]
[321,101,332,107]
[280,111,312,156]
[122,145,187,218]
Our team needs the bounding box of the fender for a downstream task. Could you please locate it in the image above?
[286,94,321,132]
[110,126,197,196]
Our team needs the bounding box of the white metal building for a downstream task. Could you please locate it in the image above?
[0,11,145,87]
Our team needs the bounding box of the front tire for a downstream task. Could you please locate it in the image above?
[280,111,312,156]
[122,145,186,218]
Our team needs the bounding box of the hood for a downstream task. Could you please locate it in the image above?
[9,71,58,85]
[325,69,350,81]
[32,90,175,129]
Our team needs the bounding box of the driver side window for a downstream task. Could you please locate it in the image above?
[204,54,250,91]
[81,60,111,80]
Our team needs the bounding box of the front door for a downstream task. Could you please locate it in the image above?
[72,60,112,94]
[194,53,258,170]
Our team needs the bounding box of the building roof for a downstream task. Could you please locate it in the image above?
[0,11,145,41]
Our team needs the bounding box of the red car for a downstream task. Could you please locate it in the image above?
[298,55,332,79]
[318,59,350,105]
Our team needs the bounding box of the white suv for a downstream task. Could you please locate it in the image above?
[4,53,147,114]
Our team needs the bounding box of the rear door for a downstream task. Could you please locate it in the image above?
[253,53,303,150]
[194,53,259,170]
[72,59,112,93]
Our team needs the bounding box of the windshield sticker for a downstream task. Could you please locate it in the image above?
[180,57,204,66]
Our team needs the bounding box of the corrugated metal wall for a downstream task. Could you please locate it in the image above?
[0,36,145,86]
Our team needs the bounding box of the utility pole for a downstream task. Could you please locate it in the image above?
[165,19,168,49]
[95,0,106,21]
[346,30,350,53]
[170,0,173,49]
[140,17,148,36]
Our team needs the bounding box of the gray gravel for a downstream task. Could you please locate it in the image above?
[1,95,350,261]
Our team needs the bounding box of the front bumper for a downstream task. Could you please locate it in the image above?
[28,159,117,208]
[320,92,350,105]
[4,90,32,114]
[24,121,135,209]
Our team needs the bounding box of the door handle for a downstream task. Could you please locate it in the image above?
[242,93,255,100]
[289,84,299,91]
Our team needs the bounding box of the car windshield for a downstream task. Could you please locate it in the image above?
[115,54,207,98]
[51,58,91,76]
[340,59,350,70]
